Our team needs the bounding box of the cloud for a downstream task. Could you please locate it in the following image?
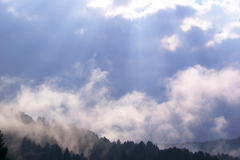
[7,7,18,16]
[0,76,20,92]
[1,0,240,147]
[168,65,240,106]
[1,65,240,144]
[160,34,181,52]
[86,0,239,20]
[86,0,240,46]
[91,0,196,19]
[87,0,112,9]
[0,108,99,156]
[211,116,228,137]
[74,28,87,35]
[6,6,37,21]
[206,22,240,46]
[181,17,212,32]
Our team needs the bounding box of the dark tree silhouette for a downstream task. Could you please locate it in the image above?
[0,131,8,160]
[3,128,240,160]
[63,148,71,160]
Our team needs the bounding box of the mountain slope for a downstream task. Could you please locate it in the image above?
[164,137,240,158]
[1,110,240,160]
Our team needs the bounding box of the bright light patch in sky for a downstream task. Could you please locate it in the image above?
[181,17,212,32]
[75,28,87,35]
[160,35,181,52]
[87,0,112,9]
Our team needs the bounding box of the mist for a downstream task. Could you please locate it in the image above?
[1,64,240,147]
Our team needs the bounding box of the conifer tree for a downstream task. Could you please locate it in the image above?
[0,130,8,160]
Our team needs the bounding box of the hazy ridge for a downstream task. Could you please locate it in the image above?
[164,137,240,158]
[1,110,240,160]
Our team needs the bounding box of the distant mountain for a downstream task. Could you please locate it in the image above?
[2,111,100,157]
[1,111,240,160]
[7,137,88,160]
[3,133,230,160]
[164,137,240,158]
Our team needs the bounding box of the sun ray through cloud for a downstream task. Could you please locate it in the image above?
[1,0,240,150]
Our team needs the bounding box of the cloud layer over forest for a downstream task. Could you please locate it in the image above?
[1,64,240,143]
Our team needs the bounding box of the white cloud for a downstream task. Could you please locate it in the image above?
[86,0,223,20]
[168,65,240,107]
[181,17,212,32]
[160,34,181,52]
[86,0,240,47]
[87,0,112,9]
[211,116,228,137]
[206,22,240,46]
[2,65,240,143]
[87,0,198,19]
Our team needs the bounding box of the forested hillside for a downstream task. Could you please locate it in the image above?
[165,137,240,158]
[1,112,240,160]
[1,131,240,160]
[2,134,232,160]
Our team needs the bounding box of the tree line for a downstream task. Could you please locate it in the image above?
[1,130,240,160]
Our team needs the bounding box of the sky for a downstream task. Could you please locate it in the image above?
[1,0,240,144]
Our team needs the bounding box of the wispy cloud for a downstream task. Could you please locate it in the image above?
[74,28,87,35]
[6,6,37,21]
[1,0,11,3]
[211,116,228,137]
[7,7,18,16]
